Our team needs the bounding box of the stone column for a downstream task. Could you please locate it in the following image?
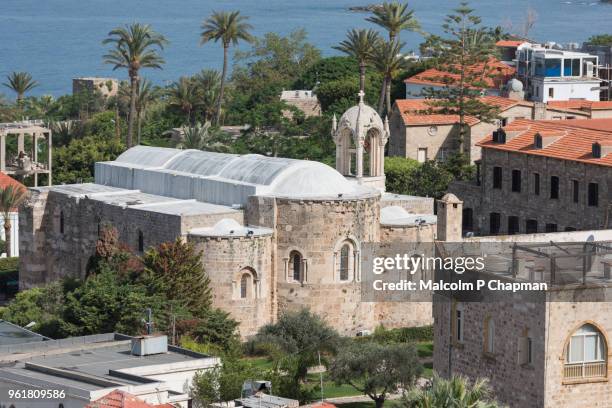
[0,133,5,172]
[356,142,364,178]
[47,130,53,186]
[17,133,24,153]
[33,133,38,187]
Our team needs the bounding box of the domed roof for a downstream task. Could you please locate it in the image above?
[440,193,462,203]
[339,102,385,133]
[212,218,242,235]
[507,78,523,92]
[380,206,437,226]
[189,218,274,238]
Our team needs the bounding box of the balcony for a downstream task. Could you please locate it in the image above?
[564,361,607,381]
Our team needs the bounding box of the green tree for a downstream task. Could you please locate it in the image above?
[135,79,159,144]
[403,374,505,408]
[176,122,225,151]
[333,29,380,93]
[3,72,38,104]
[193,69,221,123]
[420,3,500,152]
[384,157,420,194]
[366,1,421,42]
[254,309,340,387]
[0,185,27,257]
[200,11,254,125]
[330,341,422,408]
[141,238,212,318]
[103,23,168,148]
[53,135,125,184]
[587,34,612,46]
[167,77,200,125]
[372,40,408,115]
[192,355,271,407]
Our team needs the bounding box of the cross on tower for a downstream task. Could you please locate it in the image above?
[358,90,365,104]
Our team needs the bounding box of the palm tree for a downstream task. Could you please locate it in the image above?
[103,23,167,148]
[372,40,407,115]
[176,122,214,150]
[333,29,380,93]
[404,374,504,408]
[366,1,420,42]
[200,11,254,126]
[134,79,158,144]
[0,185,27,258]
[193,69,221,122]
[167,77,200,125]
[3,72,38,104]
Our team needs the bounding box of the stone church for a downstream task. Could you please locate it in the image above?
[19,95,436,336]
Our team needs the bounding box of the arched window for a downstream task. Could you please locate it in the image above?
[564,323,607,380]
[237,268,257,300]
[138,230,144,252]
[240,274,248,299]
[340,244,350,281]
[484,316,495,354]
[289,251,303,283]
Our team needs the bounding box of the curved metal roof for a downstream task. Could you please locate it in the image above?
[98,146,375,206]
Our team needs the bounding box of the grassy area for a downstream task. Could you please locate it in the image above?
[243,356,275,371]
[335,400,404,408]
[416,342,433,358]
[306,372,363,398]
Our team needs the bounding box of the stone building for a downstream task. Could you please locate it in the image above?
[431,194,612,408]
[450,118,612,236]
[388,96,598,164]
[280,90,322,118]
[19,97,435,337]
[72,77,119,98]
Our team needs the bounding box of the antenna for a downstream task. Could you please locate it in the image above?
[144,308,154,335]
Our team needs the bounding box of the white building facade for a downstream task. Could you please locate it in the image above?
[516,44,600,103]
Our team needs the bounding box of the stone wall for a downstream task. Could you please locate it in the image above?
[478,150,611,234]
[189,234,273,338]
[274,196,382,335]
[433,294,547,408]
[381,194,434,215]
[19,190,239,288]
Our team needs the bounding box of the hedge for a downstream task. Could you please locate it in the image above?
[0,257,19,297]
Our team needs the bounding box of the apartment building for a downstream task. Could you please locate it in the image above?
[450,119,612,235]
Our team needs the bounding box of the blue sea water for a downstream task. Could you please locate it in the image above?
[1,0,610,96]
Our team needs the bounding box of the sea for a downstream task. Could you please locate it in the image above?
[1,0,611,96]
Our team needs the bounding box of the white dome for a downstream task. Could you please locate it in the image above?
[212,218,243,235]
[507,78,523,92]
[380,206,437,226]
[269,160,368,197]
[338,103,384,134]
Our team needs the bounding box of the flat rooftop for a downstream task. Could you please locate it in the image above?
[455,229,612,288]
[0,333,218,395]
[0,320,48,346]
[36,183,240,216]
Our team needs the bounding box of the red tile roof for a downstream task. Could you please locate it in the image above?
[0,172,25,191]
[86,390,174,408]
[547,100,612,111]
[478,119,612,167]
[404,59,516,89]
[395,96,530,126]
[496,40,525,48]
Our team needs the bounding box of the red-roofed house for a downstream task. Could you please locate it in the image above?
[0,171,26,257]
[86,390,174,408]
[403,59,516,99]
[388,96,588,163]
[449,118,612,235]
